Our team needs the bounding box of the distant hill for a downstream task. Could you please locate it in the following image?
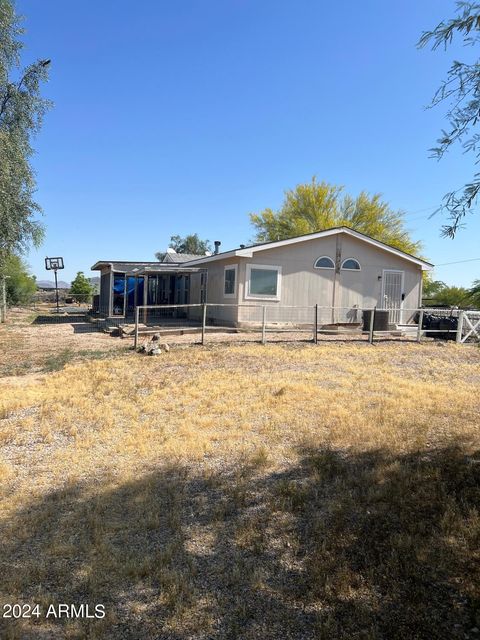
[36,280,71,289]
[36,276,99,290]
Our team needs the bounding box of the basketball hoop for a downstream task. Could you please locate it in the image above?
[45,256,65,312]
[45,257,64,271]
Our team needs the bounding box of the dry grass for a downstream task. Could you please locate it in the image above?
[0,315,479,638]
[0,307,130,377]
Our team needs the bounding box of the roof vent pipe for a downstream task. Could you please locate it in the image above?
[239,244,245,249]
[214,240,221,254]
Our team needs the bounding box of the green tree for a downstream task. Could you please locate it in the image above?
[469,279,480,307]
[2,253,36,304]
[418,3,480,237]
[0,0,51,264]
[155,234,211,260]
[70,272,94,299]
[423,279,473,307]
[250,177,422,256]
[423,279,447,299]
[433,285,472,307]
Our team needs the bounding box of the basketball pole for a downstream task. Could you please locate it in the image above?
[54,268,59,313]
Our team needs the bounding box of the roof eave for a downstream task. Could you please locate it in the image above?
[91,261,111,271]
[182,227,433,269]
[182,250,245,265]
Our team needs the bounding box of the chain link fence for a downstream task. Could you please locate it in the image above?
[17,301,479,345]
[130,304,479,347]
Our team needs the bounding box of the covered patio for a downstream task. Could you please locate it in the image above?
[91,261,207,319]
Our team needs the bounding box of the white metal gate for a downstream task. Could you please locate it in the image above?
[382,270,404,324]
[459,311,480,343]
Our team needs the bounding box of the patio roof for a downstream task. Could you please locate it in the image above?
[126,265,205,275]
[91,260,205,274]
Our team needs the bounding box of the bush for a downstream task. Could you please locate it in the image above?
[3,254,37,305]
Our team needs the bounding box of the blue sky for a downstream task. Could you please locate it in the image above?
[17,0,480,286]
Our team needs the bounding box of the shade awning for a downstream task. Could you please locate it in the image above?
[125,266,206,275]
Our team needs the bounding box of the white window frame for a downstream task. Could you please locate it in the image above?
[314,256,335,270]
[341,257,361,271]
[245,264,282,301]
[223,264,237,298]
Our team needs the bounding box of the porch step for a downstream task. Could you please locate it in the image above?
[396,324,418,334]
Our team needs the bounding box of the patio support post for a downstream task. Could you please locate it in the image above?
[123,273,127,317]
[368,307,376,344]
[134,306,139,350]
[314,304,318,344]
[201,303,207,345]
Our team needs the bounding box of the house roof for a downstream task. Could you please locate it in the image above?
[91,261,164,272]
[128,266,204,275]
[91,256,205,271]
[182,226,434,270]
[162,253,205,263]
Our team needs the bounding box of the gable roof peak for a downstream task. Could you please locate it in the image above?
[182,226,433,270]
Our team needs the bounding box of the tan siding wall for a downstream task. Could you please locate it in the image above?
[339,236,421,318]
[189,273,202,304]
[204,258,240,324]
[201,234,423,325]
[241,237,337,307]
[187,273,203,321]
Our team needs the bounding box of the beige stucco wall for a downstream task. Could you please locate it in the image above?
[201,233,424,325]
[201,258,240,324]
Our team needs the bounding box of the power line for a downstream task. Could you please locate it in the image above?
[403,205,438,216]
[435,257,480,266]
[404,212,437,223]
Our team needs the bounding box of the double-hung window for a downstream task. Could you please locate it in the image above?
[224,265,237,298]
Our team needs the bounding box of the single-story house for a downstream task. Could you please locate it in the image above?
[91,226,433,325]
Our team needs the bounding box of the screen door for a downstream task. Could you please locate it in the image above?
[382,270,404,323]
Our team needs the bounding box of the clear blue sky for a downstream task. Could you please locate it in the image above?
[18,0,480,286]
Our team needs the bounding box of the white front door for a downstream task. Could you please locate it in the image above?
[382,270,404,324]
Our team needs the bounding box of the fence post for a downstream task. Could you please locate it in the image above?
[456,310,465,343]
[134,306,139,350]
[368,307,376,344]
[313,304,318,344]
[417,309,424,343]
[201,303,207,345]
[261,305,267,345]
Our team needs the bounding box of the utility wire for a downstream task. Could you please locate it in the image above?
[435,257,480,266]
[403,205,439,216]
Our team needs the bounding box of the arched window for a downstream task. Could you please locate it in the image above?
[314,256,335,269]
[341,258,361,270]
